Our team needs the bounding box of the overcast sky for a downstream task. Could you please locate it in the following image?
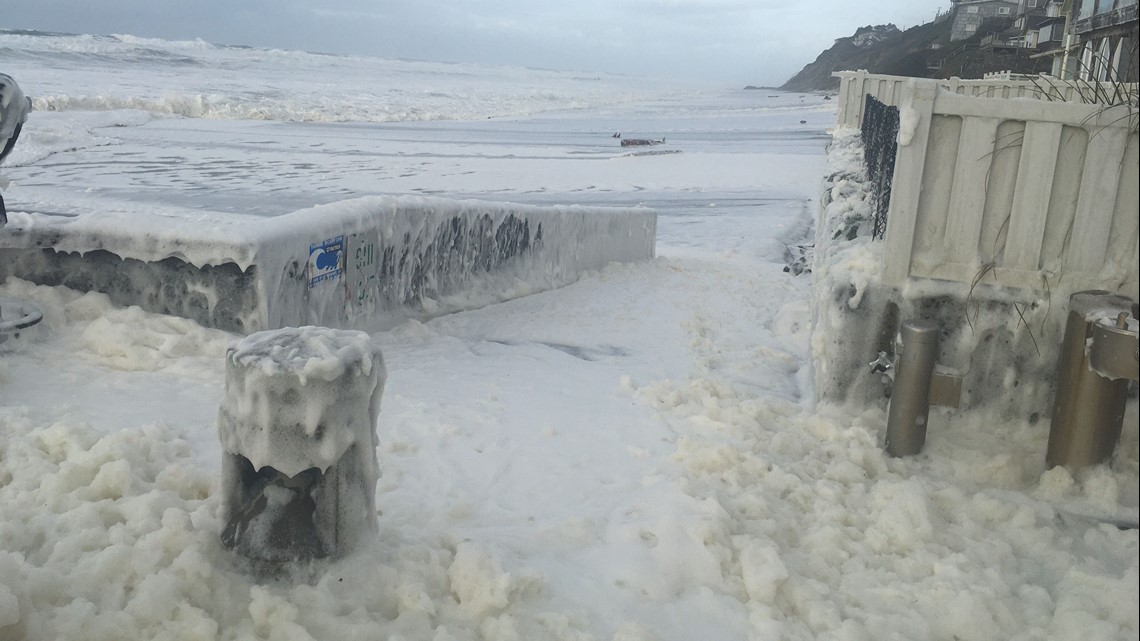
[5,0,951,86]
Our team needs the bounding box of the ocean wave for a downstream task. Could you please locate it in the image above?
[28,90,646,123]
[0,30,214,57]
[2,29,685,124]
[31,94,329,122]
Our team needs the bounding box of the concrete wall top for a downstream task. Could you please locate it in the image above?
[0,195,657,333]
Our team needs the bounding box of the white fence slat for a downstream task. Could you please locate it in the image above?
[978,120,1025,262]
[1038,126,1088,274]
[855,73,870,128]
[835,74,851,127]
[1004,121,1063,271]
[882,81,938,283]
[1066,126,1131,272]
[1107,134,1140,278]
[1134,236,1139,293]
[944,117,1001,265]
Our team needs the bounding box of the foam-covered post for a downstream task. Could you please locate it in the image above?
[218,327,385,566]
[1046,291,1133,470]
[885,320,940,457]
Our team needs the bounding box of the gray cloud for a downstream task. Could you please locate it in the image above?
[4,0,950,86]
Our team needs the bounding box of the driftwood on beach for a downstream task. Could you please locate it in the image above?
[619,137,665,147]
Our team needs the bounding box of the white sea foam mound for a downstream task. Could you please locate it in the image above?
[0,409,550,641]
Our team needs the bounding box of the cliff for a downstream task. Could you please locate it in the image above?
[781,20,952,92]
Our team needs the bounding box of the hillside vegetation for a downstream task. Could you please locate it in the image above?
[781,14,1055,92]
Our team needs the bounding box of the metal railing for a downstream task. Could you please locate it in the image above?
[859,94,900,240]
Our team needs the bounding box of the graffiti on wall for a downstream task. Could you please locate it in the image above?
[346,212,542,315]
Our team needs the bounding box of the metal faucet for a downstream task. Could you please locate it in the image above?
[869,351,893,374]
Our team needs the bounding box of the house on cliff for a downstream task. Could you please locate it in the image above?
[1018,0,1067,52]
[995,0,1136,81]
[950,0,1022,40]
[1064,0,1138,81]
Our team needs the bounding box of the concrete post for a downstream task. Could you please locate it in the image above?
[217,326,386,569]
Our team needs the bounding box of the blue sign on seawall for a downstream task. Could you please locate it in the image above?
[308,236,345,288]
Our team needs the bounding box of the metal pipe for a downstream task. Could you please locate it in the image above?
[885,320,941,457]
[1046,291,1133,470]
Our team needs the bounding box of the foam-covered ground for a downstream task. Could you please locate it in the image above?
[1,32,1138,641]
[3,244,1137,641]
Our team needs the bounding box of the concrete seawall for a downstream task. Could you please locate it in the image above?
[0,195,656,333]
